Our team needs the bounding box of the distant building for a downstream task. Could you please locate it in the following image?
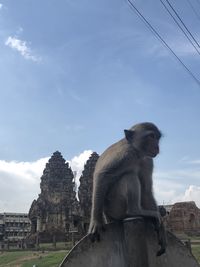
[163,201,200,235]
[0,214,4,242]
[0,213,31,248]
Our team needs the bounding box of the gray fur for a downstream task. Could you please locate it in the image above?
[88,122,166,255]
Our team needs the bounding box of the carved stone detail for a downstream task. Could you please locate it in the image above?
[28,151,80,242]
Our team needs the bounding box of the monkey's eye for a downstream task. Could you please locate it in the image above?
[148,133,156,139]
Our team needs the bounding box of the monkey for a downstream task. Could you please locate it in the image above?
[88,122,166,256]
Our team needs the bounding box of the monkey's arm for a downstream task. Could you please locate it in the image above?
[88,144,129,238]
[139,158,158,212]
[88,170,116,238]
[88,140,134,239]
[139,157,167,256]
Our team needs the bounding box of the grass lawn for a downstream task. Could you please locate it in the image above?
[0,242,199,266]
[192,244,200,263]
[0,250,67,267]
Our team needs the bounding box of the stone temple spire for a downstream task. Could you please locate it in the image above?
[28,151,80,243]
[78,152,99,230]
[40,151,75,194]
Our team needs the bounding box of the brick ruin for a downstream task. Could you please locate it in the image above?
[163,201,200,236]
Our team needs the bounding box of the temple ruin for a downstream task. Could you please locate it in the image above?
[27,150,200,246]
[28,151,80,243]
[164,201,200,236]
[78,152,99,233]
[28,150,99,245]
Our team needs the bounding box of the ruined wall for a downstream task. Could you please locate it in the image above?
[164,201,200,235]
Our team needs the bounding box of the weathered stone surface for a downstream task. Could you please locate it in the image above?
[78,152,99,232]
[28,151,80,242]
[164,201,200,235]
[59,219,200,267]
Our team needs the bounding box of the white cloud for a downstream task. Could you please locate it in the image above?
[154,168,200,208]
[154,181,200,208]
[0,151,92,213]
[171,39,197,57]
[181,185,200,207]
[187,159,200,165]
[154,177,184,205]
[0,158,49,181]
[144,33,199,59]
[67,150,93,187]
[1,151,199,214]
[0,3,3,9]
[5,36,40,62]
[0,158,49,213]
[155,168,200,181]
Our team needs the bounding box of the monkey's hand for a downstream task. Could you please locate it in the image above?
[88,220,105,242]
[144,211,161,230]
[146,214,166,256]
[156,220,167,257]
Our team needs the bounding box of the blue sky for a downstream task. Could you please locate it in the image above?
[0,0,200,212]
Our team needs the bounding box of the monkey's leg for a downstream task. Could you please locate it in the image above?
[125,174,143,216]
[104,173,142,220]
[118,174,159,218]
[105,174,159,220]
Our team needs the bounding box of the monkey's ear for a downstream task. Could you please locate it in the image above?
[124,129,135,142]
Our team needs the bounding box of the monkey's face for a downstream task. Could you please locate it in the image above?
[124,124,161,158]
[140,131,160,158]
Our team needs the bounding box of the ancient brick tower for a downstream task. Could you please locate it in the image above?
[165,201,200,235]
[28,151,80,242]
[78,152,99,233]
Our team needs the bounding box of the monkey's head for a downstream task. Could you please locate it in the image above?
[124,122,162,158]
